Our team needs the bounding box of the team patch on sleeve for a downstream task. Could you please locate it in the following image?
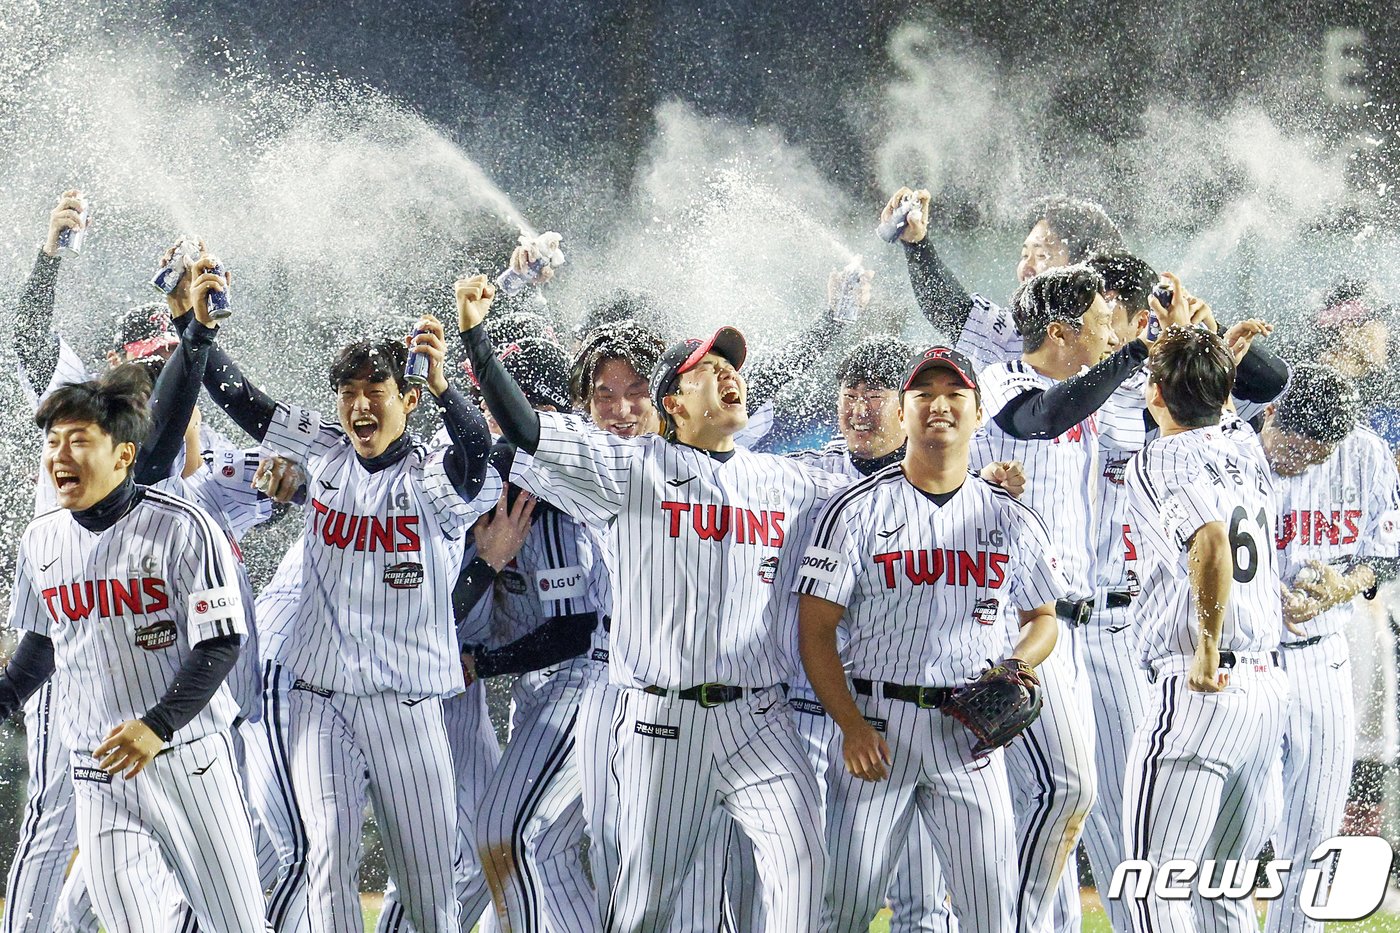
[535,566,586,601]
[1160,497,1193,550]
[1378,510,1400,546]
[187,584,244,637]
[797,546,845,584]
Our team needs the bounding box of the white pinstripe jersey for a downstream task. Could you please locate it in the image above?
[1094,373,1150,597]
[481,505,610,690]
[1273,427,1400,639]
[786,437,860,478]
[258,403,502,696]
[510,412,849,689]
[7,487,245,751]
[1127,421,1281,664]
[156,447,275,719]
[956,294,1023,369]
[796,466,1069,685]
[253,541,303,663]
[969,360,1098,600]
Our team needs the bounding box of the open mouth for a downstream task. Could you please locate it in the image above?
[925,417,955,429]
[53,469,80,492]
[607,421,639,437]
[351,418,377,443]
[719,387,742,406]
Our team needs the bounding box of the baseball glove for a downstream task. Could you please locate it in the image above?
[944,658,1043,758]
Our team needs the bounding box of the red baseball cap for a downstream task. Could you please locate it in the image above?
[901,345,979,392]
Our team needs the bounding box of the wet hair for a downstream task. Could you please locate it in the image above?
[35,377,152,447]
[1011,265,1105,353]
[570,321,667,405]
[103,360,164,399]
[1085,249,1157,314]
[1026,196,1124,263]
[1271,364,1360,445]
[487,311,556,348]
[836,335,914,391]
[1146,326,1235,428]
[328,340,411,394]
[574,287,666,341]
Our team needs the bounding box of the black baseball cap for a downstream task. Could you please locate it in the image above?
[901,345,979,393]
[650,326,747,412]
[113,302,178,361]
[497,337,573,411]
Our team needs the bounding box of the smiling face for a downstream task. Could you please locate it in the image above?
[664,352,748,440]
[1259,416,1338,477]
[589,357,660,438]
[336,374,420,459]
[899,367,982,451]
[1017,220,1071,284]
[44,420,136,511]
[838,381,904,458]
[1056,292,1121,369]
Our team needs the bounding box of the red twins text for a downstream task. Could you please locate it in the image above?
[660,502,786,546]
[872,549,1010,589]
[310,499,421,552]
[41,578,169,622]
[1275,509,1361,548]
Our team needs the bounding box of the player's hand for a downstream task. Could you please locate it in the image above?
[979,460,1026,498]
[840,719,892,782]
[1292,560,1367,612]
[1187,641,1227,693]
[253,456,305,504]
[1281,583,1322,636]
[408,315,450,396]
[1188,294,1218,335]
[188,254,229,328]
[473,486,536,571]
[1223,319,1272,364]
[461,649,478,687]
[94,720,165,779]
[1143,272,1193,345]
[43,189,86,257]
[826,266,875,316]
[158,237,205,319]
[456,274,496,332]
[509,243,556,286]
[880,187,931,244]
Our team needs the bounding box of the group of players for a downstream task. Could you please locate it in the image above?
[0,181,1397,933]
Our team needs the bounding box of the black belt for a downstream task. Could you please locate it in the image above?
[642,683,746,707]
[1104,591,1134,610]
[1056,598,1094,627]
[852,678,953,709]
[1279,635,1325,650]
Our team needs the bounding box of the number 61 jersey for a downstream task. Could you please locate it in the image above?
[1126,419,1280,666]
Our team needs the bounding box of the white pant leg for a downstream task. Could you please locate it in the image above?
[1080,612,1150,933]
[712,690,824,933]
[5,683,87,933]
[1266,635,1353,933]
[51,853,98,933]
[1003,631,1096,933]
[477,672,599,933]
[245,662,311,933]
[1122,667,1286,933]
[289,685,370,933]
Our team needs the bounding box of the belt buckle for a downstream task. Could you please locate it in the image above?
[698,683,725,708]
[1073,600,1093,627]
[915,686,940,709]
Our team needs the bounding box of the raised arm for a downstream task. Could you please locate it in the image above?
[414,313,494,500]
[457,274,542,453]
[993,341,1149,440]
[13,191,87,395]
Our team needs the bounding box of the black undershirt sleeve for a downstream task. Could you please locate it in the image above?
[453,557,498,624]
[139,634,243,742]
[433,386,493,500]
[0,634,56,721]
[992,341,1149,441]
[175,315,279,441]
[461,325,541,454]
[135,318,217,485]
[1233,341,1290,404]
[471,613,597,678]
[904,238,976,340]
[14,250,63,395]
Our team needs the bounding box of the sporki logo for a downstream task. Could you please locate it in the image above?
[1108,836,1393,921]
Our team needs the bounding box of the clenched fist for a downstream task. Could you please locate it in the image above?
[456,274,496,333]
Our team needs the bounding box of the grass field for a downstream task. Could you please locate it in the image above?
[359,894,1400,931]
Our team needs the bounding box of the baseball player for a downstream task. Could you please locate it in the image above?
[0,376,264,932]
[192,302,500,933]
[1255,365,1400,933]
[1124,325,1288,933]
[796,345,1067,932]
[459,275,847,932]
[789,334,1026,932]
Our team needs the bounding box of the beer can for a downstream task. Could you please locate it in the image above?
[55,200,89,258]
[151,237,199,295]
[876,194,923,244]
[404,327,430,385]
[204,262,232,320]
